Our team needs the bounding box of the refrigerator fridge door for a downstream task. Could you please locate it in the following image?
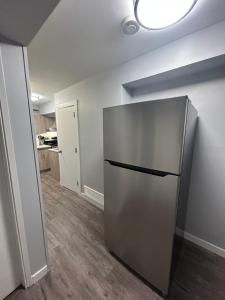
[104,161,179,295]
[103,97,188,175]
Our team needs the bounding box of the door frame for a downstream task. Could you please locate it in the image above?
[56,100,81,194]
[0,47,48,289]
[0,104,32,288]
[0,47,32,288]
[23,48,49,276]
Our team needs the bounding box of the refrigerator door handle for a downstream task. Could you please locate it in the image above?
[105,160,179,177]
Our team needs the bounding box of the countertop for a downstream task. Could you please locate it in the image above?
[37,145,51,150]
[48,148,60,153]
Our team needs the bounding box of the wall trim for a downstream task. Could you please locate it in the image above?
[31,265,48,284]
[83,186,104,210]
[176,228,225,258]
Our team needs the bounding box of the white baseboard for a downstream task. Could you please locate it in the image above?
[83,185,104,210]
[176,228,225,258]
[31,265,48,284]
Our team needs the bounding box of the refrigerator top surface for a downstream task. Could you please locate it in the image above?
[103,96,189,111]
[103,96,189,175]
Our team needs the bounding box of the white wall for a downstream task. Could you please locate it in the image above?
[55,20,225,249]
[39,100,55,115]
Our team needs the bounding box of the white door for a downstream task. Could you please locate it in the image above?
[56,102,81,193]
[0,122,21,299]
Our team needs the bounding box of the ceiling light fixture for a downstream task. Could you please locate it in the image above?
[31,93,43,102]
[134,0,198,30]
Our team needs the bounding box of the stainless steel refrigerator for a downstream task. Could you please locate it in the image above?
[103,96,197,296]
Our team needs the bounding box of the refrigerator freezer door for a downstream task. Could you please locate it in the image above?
[104,161,179,295]
[103,97,188,175]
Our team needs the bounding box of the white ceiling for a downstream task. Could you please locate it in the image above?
[28,0,225,104]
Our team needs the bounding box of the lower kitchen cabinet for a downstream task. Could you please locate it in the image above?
[48,150,60,181]
[38,149,50,172]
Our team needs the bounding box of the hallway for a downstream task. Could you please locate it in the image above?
[7,173,225,300]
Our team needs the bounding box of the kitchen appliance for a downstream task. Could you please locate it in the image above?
[39,130,58,147]
[103,96,197,296]
[44,136,58,147]
[38,135,45,145]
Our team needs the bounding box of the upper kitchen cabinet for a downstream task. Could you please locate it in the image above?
[0,0,60,45]
[33,111,56,135]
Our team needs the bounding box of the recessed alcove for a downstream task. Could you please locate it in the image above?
[122,54,225,103]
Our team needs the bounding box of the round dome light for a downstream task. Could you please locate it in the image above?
[134,0,198,30]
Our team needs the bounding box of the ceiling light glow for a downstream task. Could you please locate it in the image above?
[31,93,43,102]
[134,0,198,30]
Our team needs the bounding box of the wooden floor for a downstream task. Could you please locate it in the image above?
[7,173,225,300]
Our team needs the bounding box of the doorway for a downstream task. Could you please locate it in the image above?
[32,100,81,194]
